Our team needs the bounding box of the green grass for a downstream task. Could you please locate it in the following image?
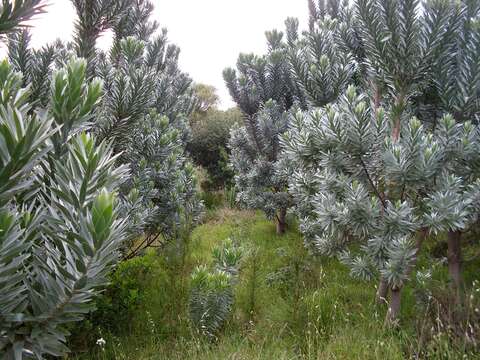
[69,209,480,360]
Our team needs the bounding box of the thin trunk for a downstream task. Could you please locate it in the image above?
[416,228,428,251]
[276,208,287,235]
[391,92,406,142]
[123,232,161,261]
[392,120,401,141]
[406,227,428,276]
[447,230,462,292]
[376,277,389,305]
[386,287,402,326]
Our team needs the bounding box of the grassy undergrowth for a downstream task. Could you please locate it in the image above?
[69,209,480,359]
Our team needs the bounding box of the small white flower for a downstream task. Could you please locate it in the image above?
[96,338,106,348]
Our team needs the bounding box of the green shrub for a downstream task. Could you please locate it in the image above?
[188,108,241,189]
[212,237,244,275]
[68,251,158,351]
[96,252,158,330]
[200,191,224,210]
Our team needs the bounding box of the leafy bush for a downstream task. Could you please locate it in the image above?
[94,252,158,332]
[212,238,244,276]
[188,108,241,189]
[68,252,158,352]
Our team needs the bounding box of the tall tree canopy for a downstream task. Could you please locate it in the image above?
[279,0,480,323]
[8,0,203,255]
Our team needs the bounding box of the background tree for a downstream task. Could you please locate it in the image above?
[69,0,202,254]
[188,107,242,190]
[187,84,242,189]
[192,83,220,114]
[223,29,305,234]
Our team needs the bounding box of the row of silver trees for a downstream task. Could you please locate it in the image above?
[225,0,480,324]
[0,0,203,358]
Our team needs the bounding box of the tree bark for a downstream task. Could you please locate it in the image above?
[386,287,402,326]
[391,93,406,142]
[276,208,287,235]
[417,227,428,250]
[392,120,401,141]
[447,230,462,291]
[376,277,389,305]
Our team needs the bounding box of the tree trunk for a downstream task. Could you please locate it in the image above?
[391,92,406,142]
[386,287,402,326]
[417,227,428,250]
[447,230,462,292]
[276,208,287,235]
[392,120,401,141]
[376,277,389,305]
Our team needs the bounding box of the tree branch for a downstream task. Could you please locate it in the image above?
[123,232,162,260]
[359,156,386,208]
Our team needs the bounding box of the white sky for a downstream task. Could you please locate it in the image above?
[28,0,308,109]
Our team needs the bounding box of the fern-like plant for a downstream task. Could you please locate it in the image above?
[189,239,243,339]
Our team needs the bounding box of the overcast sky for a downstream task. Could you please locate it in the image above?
[27,1,308,109]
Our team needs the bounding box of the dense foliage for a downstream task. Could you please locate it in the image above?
[187,85,242,189]
[224,9,355,233]
[7,0,203,257]
[226,0,480,324]
[1,0,202,357]
[1,0,479,358]
[0,55,128,357]
[224,32,300,233]
[77,1,203,253]
[284,86,480,321]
